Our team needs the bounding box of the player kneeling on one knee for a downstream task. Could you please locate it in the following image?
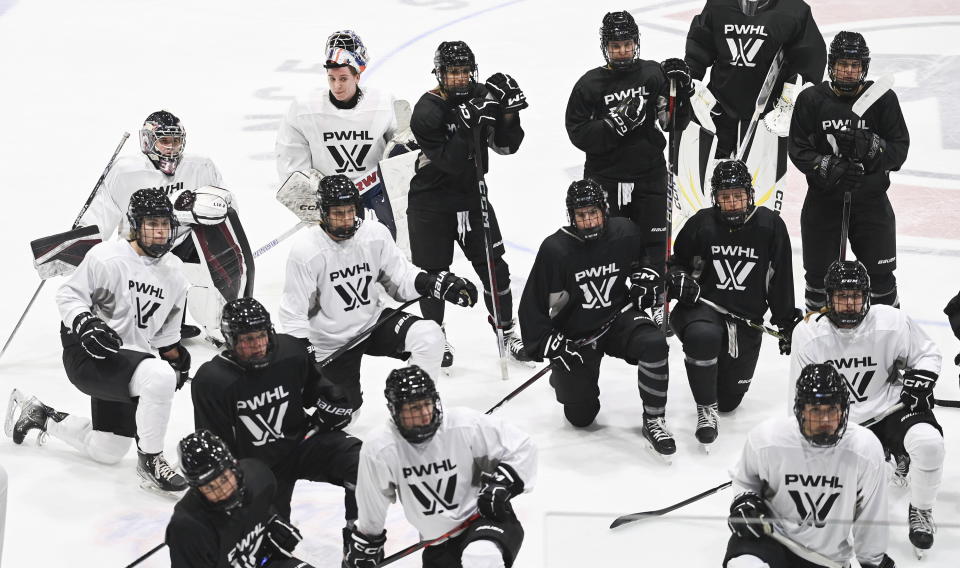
[725,364,895,568]
[165,429,317,568]
[345,366,536,568]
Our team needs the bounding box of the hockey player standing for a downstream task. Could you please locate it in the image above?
[725,363,894,568]
[276,30,406,238]
[668,160,800,449]
[191,297,361,541]
[519,180,675,458]
[6,189,191,493]
[789,31,910,311]
[407,40,530,367]
[344,366,536,568]
[565,11,693,273]
[166,429,315,568]
[792,260,943,556]
[685,0,826,158]
[278,174,477,410]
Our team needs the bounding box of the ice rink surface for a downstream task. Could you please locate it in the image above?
[1,0,959,566]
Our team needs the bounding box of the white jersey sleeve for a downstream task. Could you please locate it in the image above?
[275,99,314,179]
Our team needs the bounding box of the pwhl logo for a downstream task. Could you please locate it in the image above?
[785,474,843,528]
[829,356,877,403]
[404,459,459,516]
[326,143,373,173]
[724,24,767,68]
[237,386,290,446]
[575,263,619,309]
[713,258,756,291]
[330,263,373,312]
[226,521,265,568]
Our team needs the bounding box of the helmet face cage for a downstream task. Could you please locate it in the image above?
[140,111,185,176]
[433,41,477,102]
[317,175,364,239]
[384,366,444,444]
[739,0,771,16]
[178,429,246,512]
[565,179,609,241]
[220,298,277,369]
[828,31,870,94]
[126,188,179,258]
[325,30,369,72]
[794,364,850,447]
[710,160,755,226]
[600,11,640,70]
[824,260,871,327]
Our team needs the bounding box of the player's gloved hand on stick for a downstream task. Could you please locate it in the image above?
[629,266,662,311]
[160,343,191,390]
[344,528,386,568]
[860,554,897,568]
[818,155,863,192]
[258,514,302,564]
[173,186,232,225]
[834,127,882,165]
[543,330,584,372]
[660,58,694,97]
[776,309,804,356]
[604,95,645,137]
[485,73,528,113]
[416,271,478,307]
[73,312,122,360]
[666,271,700,305]
[728,492,770,539]
[900,369,937,412]
[478,463,524,521]
[456,97,499,131]
[312,383,353,432]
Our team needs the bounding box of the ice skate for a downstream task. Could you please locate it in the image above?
[695,403,719,452]
[641,415,676,464]
[908,504,935,559]
[440,325,454,374]
[138,450,188,496]
[891,453,910,488]
[4,389,62,445]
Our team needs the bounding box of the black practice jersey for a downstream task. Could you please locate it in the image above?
[685,0,825,119]
[519,217,651,358]
[166,459,277,568]
[669,207,796,327]
[789,81,910,198]
[192,334,322,469]
[565,60,691,182]
[408,83,524,212]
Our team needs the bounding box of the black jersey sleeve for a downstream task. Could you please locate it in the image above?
[684,10,716,81]
[944,291,960,339]
[766,216,798,327]
[519,239,565,361]
[489,108,524,155]
[167,513,218,568]
[870,91,909,174]
[565,76,620,154]
[191,363,239,451]
[787,87,824,177]
[668,215,700,275]
[783,6,826,83]
[411,93,472,175]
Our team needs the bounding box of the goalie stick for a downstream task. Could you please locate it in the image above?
[736,49,784,161]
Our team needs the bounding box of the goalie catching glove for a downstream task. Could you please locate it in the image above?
[173,186,233,225]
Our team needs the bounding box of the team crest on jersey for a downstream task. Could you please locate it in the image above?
[723,25,768,68]
[237,386,291,446]
[711,246,758,291]
[829,356,877,403]
[603,86,650,106]
[330,263,373,312]
[785,474,843,528]
[574,263,619,309]
[138,181,184,196]
[129,280,166,329]
[226,521,266,568]
[404,459,459,516]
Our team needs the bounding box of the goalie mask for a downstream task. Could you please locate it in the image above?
[178,429,246,514]
[600,11,640,70]
[325,29,369,73]
[710,160,756,227]
[433,41,477,103]
[385,366,443,444]
[794,364,850,448]
[141,110,185,176]
[824,260,871,328]
[220,298,277,369]
[317,174,364,239]
[565,179,608,241]
[127,188,178,258]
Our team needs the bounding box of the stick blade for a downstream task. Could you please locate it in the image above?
[609,512,652,529]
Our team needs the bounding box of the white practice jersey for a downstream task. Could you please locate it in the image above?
[78,153,222,243]
[356,406,537,541]
[56,239,189,355]
[791,306,941,423]
[275,87,397,196]
[277,221,420,358]
[731,416,889,566]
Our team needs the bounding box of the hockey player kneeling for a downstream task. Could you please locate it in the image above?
[725,364,894,568]
[519,179,675,459]
[166,430,316,568]
[346,366,536,568]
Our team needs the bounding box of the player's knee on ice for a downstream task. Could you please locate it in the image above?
[870,272,899,308]
[718,390,746,414]
[461,539,506,568]
[563,400,600,428]
[87,430,132,464]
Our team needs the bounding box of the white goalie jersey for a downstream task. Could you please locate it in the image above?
[790,305,942,424]
[731,416,889,566]
[275,87,398,196]
[356,406,537,541]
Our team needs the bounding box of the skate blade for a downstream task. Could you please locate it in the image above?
[138,478,186,500]
[4,389,21,438]
[914,546,926,560]
[642,439,674,465]
[699,442,713,454]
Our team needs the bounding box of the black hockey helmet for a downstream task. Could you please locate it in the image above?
[178,429,246,512]
[220,298,277,369]
[738,0,772,17]
[565,179,608,241]
[317,174,364,239]
[824,260,871,328]
[828,31,870,94]
[127,188,179,258]
[384,365,443,444]
[140,110,185,176]
[710,160,756,226]
[325,29,369,72]
[433,41,477,102]
[794,363,850,447]
[600,11,640,70]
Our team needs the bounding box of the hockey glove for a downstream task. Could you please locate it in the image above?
[900,369,937,412]
[416,271,478,307]
[728,492,770,539]
[160,343,191,390]
[173,186,232,225]
[311,383,353,432]
[660,58,694,97]
[72,312,122,360]
[860,554,897,568]
[485,73,528,113]
[344,528,386,568]
[604,95,646,137]
[818,155,864,192]
[258,514,303,565]
[666,271,700,305]
[456,97,499,131]
[835,127,882,166]
[776,309,804,356]
[543,330,584,372]
[478,463,524,521]
[629,266,662,311]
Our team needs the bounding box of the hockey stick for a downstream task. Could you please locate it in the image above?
[839,190,852,261]
[662,79,678,335]
[471,128,509,380]
[376,513,480,567]
[1,132,130,361]
[934,398,960,408]
[122,541,166,568]
[314,297,423,370]
[252,221,306,258]
[700,298,783,339]
[736,49,784,161]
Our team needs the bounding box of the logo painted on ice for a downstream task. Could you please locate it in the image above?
[712,258,756,291]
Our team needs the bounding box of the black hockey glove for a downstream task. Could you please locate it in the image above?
[485,73,528,113]
[728,492,770,539]
[776,309,804,356]
[72,312,122,360]
[818,155,864,192]
[344,528,386,568]
[900,369,937,412]
[311,383,353,432]
[660,58,694,97]
[415,271,478,307]
[257,514,302,565]
[629,266,662,311]
[159,343,191,390]
[456,97,499,131]
[543,330,584,372]
[666,271,700,305]
[835,127,882,165]
[478,463,524,521]
[604,95,646,137]
[860,553,897,568]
